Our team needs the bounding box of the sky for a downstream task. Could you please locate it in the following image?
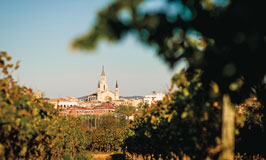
[0,0,184,98]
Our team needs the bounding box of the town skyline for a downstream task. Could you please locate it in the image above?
[40,65,175,99]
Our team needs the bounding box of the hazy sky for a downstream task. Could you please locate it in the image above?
[0,0,183,98]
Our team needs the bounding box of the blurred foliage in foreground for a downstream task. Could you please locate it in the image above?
[124,69,264,159]
[125,69,222,159]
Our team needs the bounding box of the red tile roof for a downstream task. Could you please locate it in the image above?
[94,103,118,109]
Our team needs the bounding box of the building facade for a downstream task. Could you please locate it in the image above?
[97,66,119,102]
[47,97,78,109]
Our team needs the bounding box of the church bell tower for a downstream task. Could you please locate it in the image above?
[100,66,108,91]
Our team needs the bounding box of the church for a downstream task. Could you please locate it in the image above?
[80,67,119,102]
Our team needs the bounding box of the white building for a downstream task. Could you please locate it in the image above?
[97,66,119,102]
[144,93,165,105]
[48,97,78,109]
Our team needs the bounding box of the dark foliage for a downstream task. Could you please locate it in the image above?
[73,0,266,156]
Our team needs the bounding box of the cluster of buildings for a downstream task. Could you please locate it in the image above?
[43,67,165,117]
[60,103,117,117]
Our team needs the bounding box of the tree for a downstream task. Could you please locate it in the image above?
[0,52,56,159]
[125,70,222,159]
[72,0,266,159]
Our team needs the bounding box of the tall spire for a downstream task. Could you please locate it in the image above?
[115,80,118,88]
[101,66,105,76]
